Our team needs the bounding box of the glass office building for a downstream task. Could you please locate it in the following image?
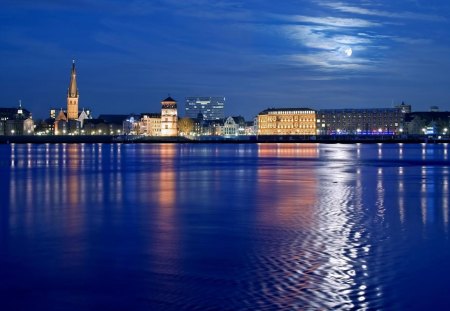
[185,97,225,120]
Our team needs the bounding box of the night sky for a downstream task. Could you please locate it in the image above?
[1,0,450,119]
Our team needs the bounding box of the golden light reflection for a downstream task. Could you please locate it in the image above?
[257,143,319,158]
[5,144,122,230]
[67,144,80,206]
[150,144,181,275]
[157,144,177,208]
[256,144,318,226]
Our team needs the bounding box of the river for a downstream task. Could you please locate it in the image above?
[0,143,449,310]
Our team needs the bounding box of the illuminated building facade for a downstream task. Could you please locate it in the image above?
[185,97,225,120]
[161,96,178,136]
[317,108,405,135]
[223,116,245,137]
[54,109,68,134]
[0,102,34,135]
[53,61,92,135]
[258,108,316,135]
[139,113,161,136]
[67,60,79,120]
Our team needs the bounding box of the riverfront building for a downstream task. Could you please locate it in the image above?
[161,96,178,136]
[139,113,161,136]
[223,116,246,137]
[0,102,34,135]
[257,108,316,135]
[185,97,225,120]
[316,108,405,135]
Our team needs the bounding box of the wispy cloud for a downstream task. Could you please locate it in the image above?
[274,14,380,28]
[290,51,374,70]
[321,1,447,22]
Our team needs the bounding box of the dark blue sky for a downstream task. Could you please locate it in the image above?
[1,0,450,119]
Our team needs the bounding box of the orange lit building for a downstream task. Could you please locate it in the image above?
[257,108,316,135]
[161,96,178,136]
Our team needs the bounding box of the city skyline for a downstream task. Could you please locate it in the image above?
[2,1,450,119]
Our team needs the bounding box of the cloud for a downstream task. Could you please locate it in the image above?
[290,51,374,71]
[321,1,446,22]
[276,14,380,28]
[390,37,432,45]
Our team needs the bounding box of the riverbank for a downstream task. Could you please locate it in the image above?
[1,135,449,144]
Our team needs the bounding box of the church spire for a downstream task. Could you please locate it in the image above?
[68,60,78,98]
[67,60,80,120]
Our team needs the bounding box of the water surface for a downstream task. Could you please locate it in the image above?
[0,143,449,310]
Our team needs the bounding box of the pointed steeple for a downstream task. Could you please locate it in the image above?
[68,60,78,98]
[67,60,80,120]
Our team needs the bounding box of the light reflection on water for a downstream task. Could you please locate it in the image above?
[0,143,450,310]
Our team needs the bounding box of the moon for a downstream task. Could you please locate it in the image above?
[344,47,353,57]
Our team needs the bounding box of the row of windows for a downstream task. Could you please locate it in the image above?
[323,125,399,128]
[278,118,315,122]
[321,114,401,117]
[259,129,316,134]
[267,111,314,115]
[260,124,315,129]
[260,117,315,122]
[323,118,401,121]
